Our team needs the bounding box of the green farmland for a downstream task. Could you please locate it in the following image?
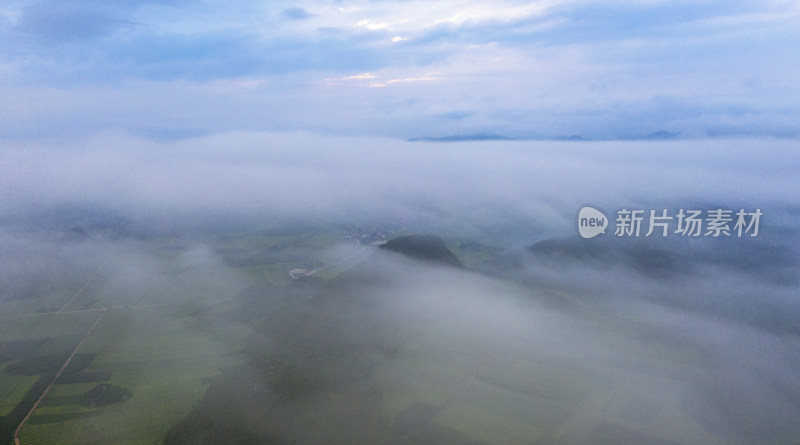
[2,226,798,444]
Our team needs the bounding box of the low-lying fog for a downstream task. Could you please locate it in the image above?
[1,133,798,444]
[2,133,797,234]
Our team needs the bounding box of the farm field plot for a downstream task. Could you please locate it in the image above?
[17,307,250,445]
[0,312,103,441]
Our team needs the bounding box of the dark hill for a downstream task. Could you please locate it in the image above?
[527,237,689,280]
[380,235,463,268]
[63,226,91,242]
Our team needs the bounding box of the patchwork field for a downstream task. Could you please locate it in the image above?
[17,308,248,445]
[3,225,794,444]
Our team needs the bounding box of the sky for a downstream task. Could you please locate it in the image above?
[1,0,799,140]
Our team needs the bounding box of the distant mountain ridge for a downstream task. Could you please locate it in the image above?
[407,134,515,142]
[407,130,681,142]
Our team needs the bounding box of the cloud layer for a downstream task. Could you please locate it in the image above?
[1,133,797,239]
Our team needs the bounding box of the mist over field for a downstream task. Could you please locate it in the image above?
[1,134,798,444]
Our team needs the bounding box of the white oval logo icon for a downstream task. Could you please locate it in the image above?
[578,206,608,238]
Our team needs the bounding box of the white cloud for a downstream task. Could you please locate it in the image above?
[343,0,559,33]
[341,73,376,80]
